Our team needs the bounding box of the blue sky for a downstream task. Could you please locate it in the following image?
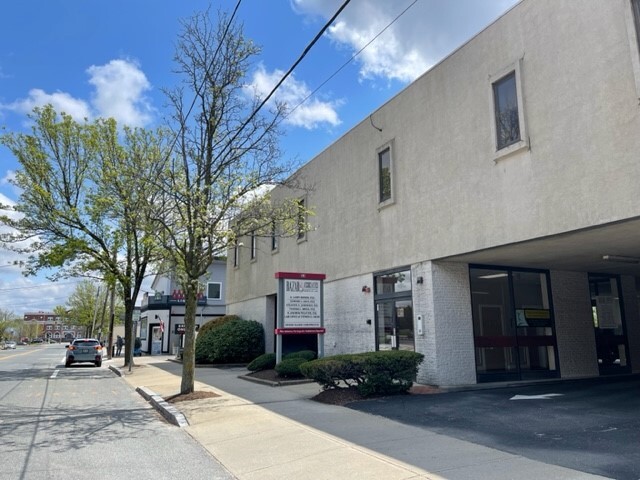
[0,0,518,316]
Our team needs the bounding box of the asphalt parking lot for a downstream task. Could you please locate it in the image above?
[349,376,640,480]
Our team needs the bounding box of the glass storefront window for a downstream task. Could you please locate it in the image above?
[470,266,558,382]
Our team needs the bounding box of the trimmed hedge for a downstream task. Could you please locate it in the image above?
[275,357,308,378]
[195,317,264,364]
[247,353,276,372]
[299,350,424,396]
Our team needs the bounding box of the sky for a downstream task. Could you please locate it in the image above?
[0,0,518,317]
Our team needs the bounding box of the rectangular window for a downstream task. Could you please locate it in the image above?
[378,147,392,203]
[297,198,306,240]
[233,241,239,267]
[207,282,221,300]
[493,71,520,150]
[271,221,278,251]
[250,231,257,260]
[633,0,640,53]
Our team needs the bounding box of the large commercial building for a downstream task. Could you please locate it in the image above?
[227,0,640,386]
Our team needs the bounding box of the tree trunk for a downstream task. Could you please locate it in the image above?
[123,297,134,367]
[180,282,198,394]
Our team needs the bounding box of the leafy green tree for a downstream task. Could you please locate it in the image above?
[0,106,167,363]
[0,309,19,340]
[161,9,309,394]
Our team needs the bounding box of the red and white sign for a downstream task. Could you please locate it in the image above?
[275,328,326,335]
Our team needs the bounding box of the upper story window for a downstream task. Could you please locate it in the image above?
[207,282,222,300]
[233,240,239,268]
[378,147,392,203]
[493,72,520,149]
[271,221,279,252]
[489,59,529,160]
[297,198,306,241]
[250,231,257,260]
[633,0,640,53]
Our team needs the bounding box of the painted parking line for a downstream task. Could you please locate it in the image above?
[50,369,59,379]
[510,393,564,400]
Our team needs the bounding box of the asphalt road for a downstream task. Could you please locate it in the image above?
[348,377,640,480]
[0,344,234,480]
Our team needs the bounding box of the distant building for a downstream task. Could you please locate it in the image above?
[139,259,227,355]
[23,311,84,342]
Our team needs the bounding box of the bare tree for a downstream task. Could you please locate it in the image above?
[161,9,308,394]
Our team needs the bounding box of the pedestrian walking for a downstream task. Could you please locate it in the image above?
[116,335,124,356]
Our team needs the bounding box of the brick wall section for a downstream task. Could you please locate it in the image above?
[324,275,376,356]
[620,275,640,373]
[550,271,598,378]
[414,261,476,386]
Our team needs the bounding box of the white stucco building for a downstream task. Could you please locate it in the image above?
[227,0,640,386]
[140,260,227,355]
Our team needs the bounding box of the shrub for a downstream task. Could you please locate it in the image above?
[300,350,424,397]
[275,357,308,378]
[247,353,276,372]
[195,317,264,364]
[283,350,316,361]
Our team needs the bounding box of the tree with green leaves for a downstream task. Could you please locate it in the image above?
[0,309,19,341]
[161,9,310,394]
[0,105,167,364]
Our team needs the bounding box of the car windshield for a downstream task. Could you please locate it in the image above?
[73,340,99,347]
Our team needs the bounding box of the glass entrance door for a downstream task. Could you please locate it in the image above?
[589,274,630,375]
[376,300,414,351]
[470,267,559,382]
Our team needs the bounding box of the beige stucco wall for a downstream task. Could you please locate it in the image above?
[227,0,640,304]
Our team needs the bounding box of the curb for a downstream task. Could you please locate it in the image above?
[238,374,314,387]
[108,365,123,377]
[136,386,189,428]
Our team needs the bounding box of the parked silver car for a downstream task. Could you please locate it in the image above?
[65,338,103,367]
[4,341,16,349]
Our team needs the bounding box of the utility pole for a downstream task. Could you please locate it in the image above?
[90,286,101,338]
[107,281,116,359]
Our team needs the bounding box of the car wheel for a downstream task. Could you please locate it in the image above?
[65,362,71,368]
[95,361,102,367]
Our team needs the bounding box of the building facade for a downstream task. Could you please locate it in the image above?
[226,0,640,386]
[23,312,84,342]
[139,260,227,355]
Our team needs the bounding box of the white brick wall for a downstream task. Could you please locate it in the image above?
[324,274,376,356]
[414,261,476,386]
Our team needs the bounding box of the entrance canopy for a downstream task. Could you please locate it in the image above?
[441,218,640,277]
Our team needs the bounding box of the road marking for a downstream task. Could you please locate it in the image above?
[50,369,59,379]
[0,349,38,361]
[510,393,564,400]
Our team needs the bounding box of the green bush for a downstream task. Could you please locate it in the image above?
[195,317,264,364]
[275,357,308,378]
[283,350,316,361]
[247,353,276,372]
[300,350,424,397]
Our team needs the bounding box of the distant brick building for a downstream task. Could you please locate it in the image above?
[23,311,85,342]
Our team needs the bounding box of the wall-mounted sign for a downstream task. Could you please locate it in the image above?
[175,323,185,334]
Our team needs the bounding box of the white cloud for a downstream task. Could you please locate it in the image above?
[1,170,16,186]
[291,0,518,83]
[250,65,341,130]
[5,89,91,121]
[1,59,153,127]
[87,59,154,127]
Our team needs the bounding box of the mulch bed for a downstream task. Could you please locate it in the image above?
[165,391,220,404]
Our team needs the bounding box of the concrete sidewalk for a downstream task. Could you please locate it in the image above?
[107,355,608,480]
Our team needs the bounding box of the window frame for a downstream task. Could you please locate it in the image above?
[207,282,222,300]
[296,197,307,242]
[489,58,529,161]
[377,141,395,209]
[627,0,640,99]
[250,231,257,261]
[270,221,279,253]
